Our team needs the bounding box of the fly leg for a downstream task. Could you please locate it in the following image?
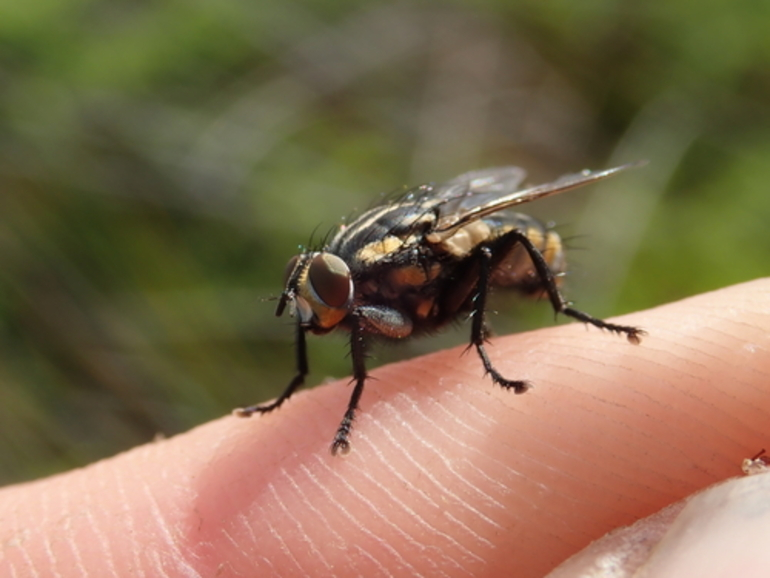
[472,245,530,393]
[511,230,645,343]
[331,312,368,455]
[233,321,308,417]
[471,229,643,392]
[330,305,412,454]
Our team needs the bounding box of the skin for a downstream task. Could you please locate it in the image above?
[0,278,768,577]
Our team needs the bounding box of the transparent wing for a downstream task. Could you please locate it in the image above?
[430,162,643,241]
[430,166,529,207]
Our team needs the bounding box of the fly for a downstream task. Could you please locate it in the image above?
[235,163,645,454]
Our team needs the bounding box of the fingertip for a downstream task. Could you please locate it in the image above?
[6,280,767,578]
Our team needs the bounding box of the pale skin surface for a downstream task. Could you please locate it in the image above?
[0,279,769,577]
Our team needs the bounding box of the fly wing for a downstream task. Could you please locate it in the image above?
[429,162,643,242]
[430,166,528,214]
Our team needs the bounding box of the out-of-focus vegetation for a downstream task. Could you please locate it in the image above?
[1,1,768,483]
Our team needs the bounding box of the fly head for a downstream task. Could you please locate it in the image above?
[276,252,354,334]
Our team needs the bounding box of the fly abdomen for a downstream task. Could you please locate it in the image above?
[484,213,566,294]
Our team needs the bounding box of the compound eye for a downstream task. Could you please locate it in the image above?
[282,255,300,287]
[308,253,352,309]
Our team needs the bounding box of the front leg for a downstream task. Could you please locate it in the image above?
[331,305,413,455]
[233,321,308,417]
[331,312,368,455]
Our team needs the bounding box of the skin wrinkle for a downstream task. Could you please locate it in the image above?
[294,467,408,565]
[428,393,490,437]
[688,397,757,449]
[16,547,41,578]
[147,550,173,578]
[82,476,119,578]
[386,402,507,512]
[457,458,514,499]
[681,329,770,411]
[403,391,524,497]
[572,440,667,507]
[541,358,714,480]
[40,490,64,578]
[62,488,88,578]
[663,315,755,357]
[502,440,569,496]
[448,360,688,532]
[376,400,507,531]
[272,470,336,572]
[519,465,607,541]
[304,456,438,564]
[140,482,202,578]
[440,386,505,426]
[426,416,555,508]
[307,454,453,575]
[457,454,571,540]
[234,513,277,573]
[221,527,256,575]
[627,338,767,450]
[295,463,422,577]
[234,513,258,552]
[114,467,146,578]
[739,362,770,391]
[645,337,738,399]
[348,448,482,571]
[348,544,398,578]
[368,410,504,548]
[356,424,444,511]
[537,393,667,498]
[256,506,307,576]
[5,499,31,577]
[397,404,523,521]
[624,322,760,452]
[366,413,498,549]
[541,425,674,514]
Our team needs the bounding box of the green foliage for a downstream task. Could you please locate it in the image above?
[1,0,768,483]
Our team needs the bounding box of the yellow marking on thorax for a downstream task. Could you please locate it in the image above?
[356,235,404,263]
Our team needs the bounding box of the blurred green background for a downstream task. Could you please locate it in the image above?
[1,1,768,484]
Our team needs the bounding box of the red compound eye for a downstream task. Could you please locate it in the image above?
[308,253,352,309]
